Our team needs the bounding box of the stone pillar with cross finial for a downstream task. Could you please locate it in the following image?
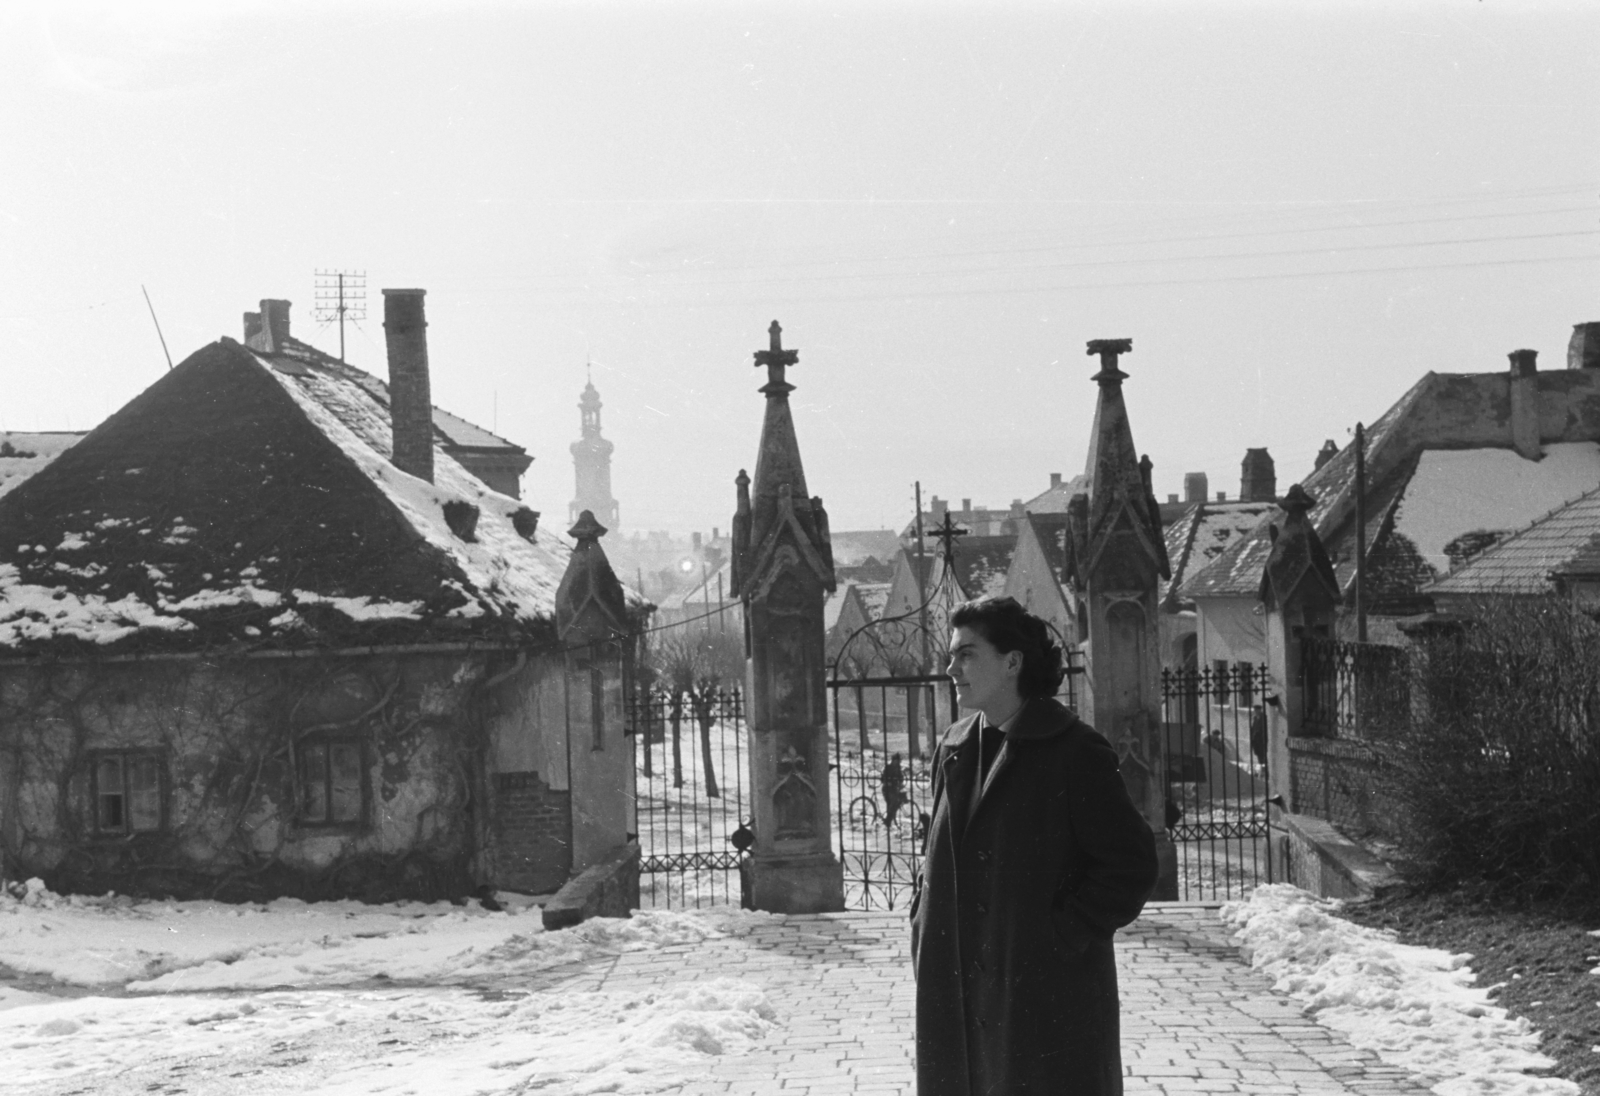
[1065,338,1179,899]
[729,321,845,913]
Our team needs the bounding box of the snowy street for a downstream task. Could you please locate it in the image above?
[0,883,774,1096]
[1,880,1588,1096]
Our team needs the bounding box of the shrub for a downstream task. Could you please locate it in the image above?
[1390,597,1600,902]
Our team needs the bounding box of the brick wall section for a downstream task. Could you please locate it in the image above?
[1288,736,1401,838]
[491,770,571,894]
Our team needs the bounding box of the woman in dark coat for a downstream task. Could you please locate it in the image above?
[911,596,1158,1096]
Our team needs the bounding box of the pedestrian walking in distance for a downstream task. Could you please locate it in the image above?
[881,751,908,827]
[911,595,1159,1095]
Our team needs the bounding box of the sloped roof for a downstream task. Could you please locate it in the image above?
[830,529,901,567]
[1022,474,1090,514]
[1182,364,1600,601]
[1162,500,1276,607]
[0,337,609,657]
[947,534,1018,600]
[1428,486,1600,595]
[315,355,525,457]
[0,432,86,499]
[1025,512,1072,585]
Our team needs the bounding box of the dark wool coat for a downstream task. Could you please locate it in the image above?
[910,698,1159,1096]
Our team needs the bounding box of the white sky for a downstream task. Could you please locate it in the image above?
[2,1,1596,535]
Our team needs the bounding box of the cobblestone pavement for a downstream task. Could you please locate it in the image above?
[535,902,1434,1095]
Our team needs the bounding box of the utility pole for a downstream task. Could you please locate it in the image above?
[313,270,367,362]
[1354,422,1368,643]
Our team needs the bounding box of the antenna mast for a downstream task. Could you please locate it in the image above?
[313,269,367,361]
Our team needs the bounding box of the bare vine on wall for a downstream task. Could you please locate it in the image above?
[0,652,487,902]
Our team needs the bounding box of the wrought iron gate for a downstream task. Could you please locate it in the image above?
[628,686,751,908]
[1159,664,1274,901]
[827,674,956,910]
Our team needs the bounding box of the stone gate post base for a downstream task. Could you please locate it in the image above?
[748,852,845,914]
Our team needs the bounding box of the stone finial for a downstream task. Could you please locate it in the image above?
[755,320,799,394]
[1086,338,1132,385]
[556,509,630,641]
[1260,484,1339,612]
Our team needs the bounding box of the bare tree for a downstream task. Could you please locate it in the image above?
[647,628,745,797]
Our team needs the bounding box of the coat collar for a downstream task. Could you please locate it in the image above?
[938,696,1076,751]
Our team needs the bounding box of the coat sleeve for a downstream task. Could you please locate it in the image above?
[1061,729,1159,937]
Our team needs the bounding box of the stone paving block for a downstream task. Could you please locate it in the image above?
[566,905,1442,1096]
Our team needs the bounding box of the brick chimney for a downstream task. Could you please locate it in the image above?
[242,299,291,353]
[1569,323,1600,370]
[1183,472,1208,504]
[1508,348,1541,460]
[1314,439,1339,471]
[1049,472,1062,489]
[1239,448,1276,502]
[383,289,434,483]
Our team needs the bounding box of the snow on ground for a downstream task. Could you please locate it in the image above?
[1223,884,1581,1096]
[0,880,775,1095]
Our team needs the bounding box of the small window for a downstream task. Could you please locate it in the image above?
[1235,661,1255,708]
[91,751,164,834]
[298,738,365,825]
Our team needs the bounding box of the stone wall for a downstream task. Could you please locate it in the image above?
[1288,735,1401,839]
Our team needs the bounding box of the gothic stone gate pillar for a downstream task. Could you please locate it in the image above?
[1067,339,1179,900]
[731,321,845,913]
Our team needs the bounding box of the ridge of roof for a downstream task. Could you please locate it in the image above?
[0,338,625,657]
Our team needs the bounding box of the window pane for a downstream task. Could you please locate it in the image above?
[96,756,125,830]
[300,743,328,821]
[127,756,161,832]
[329,743,362,823]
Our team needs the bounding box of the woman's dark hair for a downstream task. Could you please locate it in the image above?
[949,595,1066,700]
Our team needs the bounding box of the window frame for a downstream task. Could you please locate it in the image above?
[87,749,167,837]
[295,734,370,830]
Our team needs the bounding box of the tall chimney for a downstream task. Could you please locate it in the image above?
[1569,323,1600,370]
[1508,348,1541,460]
[260,300,291,348]
[383,289,434,483]
[1183,472,1208,504]
[1239,448,1276,502]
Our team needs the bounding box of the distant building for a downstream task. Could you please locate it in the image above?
[569,375,619,529]
[1185,322,1600,659]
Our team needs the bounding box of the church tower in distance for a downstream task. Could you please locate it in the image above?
[569,373,619,529]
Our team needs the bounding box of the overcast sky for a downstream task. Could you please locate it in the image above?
[2,2,1596,536]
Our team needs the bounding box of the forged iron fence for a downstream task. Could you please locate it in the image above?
[627,686,750,909]
[1159,663,1274,901]
[1301,637,1411,740]
[827,674,956,911]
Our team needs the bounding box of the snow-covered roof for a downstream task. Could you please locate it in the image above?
[1183,365,1600,603]
[0,337,621,657]
[0,432,86,499]
[1427,485,1600,596]
[317,354,525,456]
[1163,499,1275,607]
[1022,474,1090,515]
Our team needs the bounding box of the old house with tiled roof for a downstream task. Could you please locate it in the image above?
[0,294,644,907]
[1426,484,1600,608]
[1183,322,1600,666]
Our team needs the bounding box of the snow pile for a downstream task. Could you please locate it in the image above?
[0,880,774,1094]
[0,879,726,990]
[1222,885,1580,1096]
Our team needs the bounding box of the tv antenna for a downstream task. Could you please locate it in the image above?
[313,269,367,361]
